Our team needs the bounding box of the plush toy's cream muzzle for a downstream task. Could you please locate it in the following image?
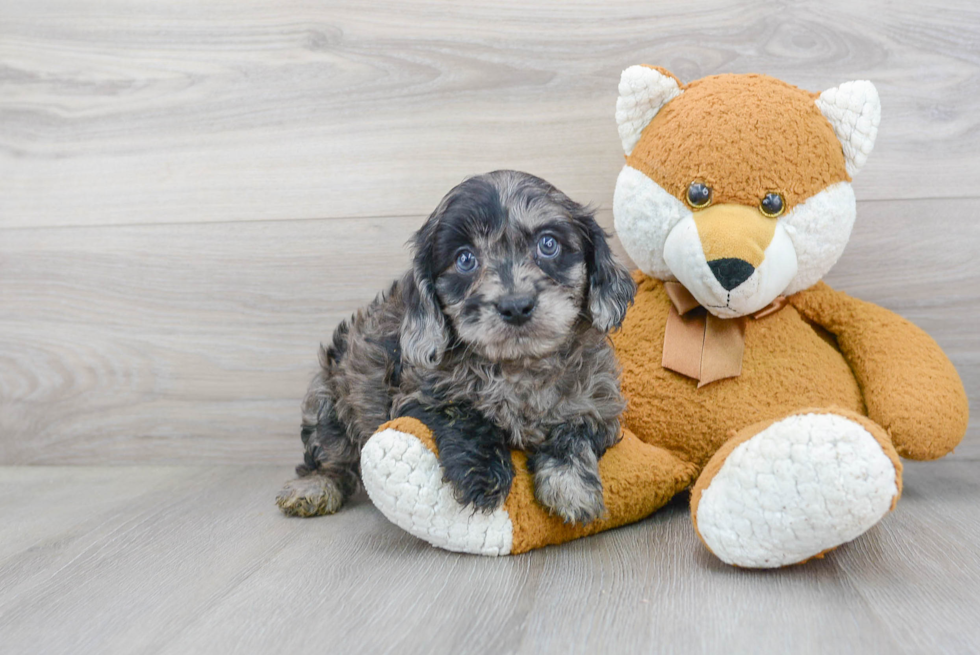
[663,203,799,318]
[614,165,860,321]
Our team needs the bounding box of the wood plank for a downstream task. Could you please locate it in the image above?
[0,215,418,465]
[1,198,976,464]
[0,462,977,654]
[0,466,202,562]
[0,466,334,654]
[2,0,980,228]
[834,459,980,654]
[162,494,904,655]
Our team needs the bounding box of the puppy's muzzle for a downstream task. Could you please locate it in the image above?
[496,294,536,326]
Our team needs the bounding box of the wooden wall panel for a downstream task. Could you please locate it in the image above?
[2,0,980,227]
[0,0,976,463]
[1,200,975,464]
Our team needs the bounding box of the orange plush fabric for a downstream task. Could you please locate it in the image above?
[614,275,867,468]
[501,70,968,555]
[493,272,964,555]
[505,431,697,554]
[627,72,850,213]
[377,417,699,556]
[789,282,970,460]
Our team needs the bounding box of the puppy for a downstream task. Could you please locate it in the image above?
[277,170,636,524]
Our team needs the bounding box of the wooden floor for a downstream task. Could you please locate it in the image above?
[1,0,978,653]
[0,460,978,655]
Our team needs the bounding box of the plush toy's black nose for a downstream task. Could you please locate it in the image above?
[496,295,536,326]
[708,258,755,291]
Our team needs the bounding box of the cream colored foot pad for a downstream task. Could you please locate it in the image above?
[361,428,513,556]
[695,413,898,568]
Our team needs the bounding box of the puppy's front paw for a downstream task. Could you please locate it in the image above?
[534,462,606,525]
[445,461,514,512]
[276,473,344,517]
[403,403,515,513]
[441,446,514,512]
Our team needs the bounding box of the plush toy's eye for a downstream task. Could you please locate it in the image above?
[537,234,560,259]
[455,249,479,273]
[686,182,713,209]
[760,192,785,218]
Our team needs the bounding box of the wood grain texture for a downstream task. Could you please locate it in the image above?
[1,199,976,464]
[0,216,416,464]
[0,461,977,654]
[2,0,980,227]
[1,2,978,651]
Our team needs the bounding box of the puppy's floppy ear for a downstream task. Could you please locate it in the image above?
[573,205,636,332]
[400,215,450,368]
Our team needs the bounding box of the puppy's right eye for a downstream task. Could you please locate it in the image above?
[686,182,712,209]
[537,234,560,259]
[455,249,478,273]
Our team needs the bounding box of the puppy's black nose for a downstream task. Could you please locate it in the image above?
[708,258,755,291]
[496,295,536,326]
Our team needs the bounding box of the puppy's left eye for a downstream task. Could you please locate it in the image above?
[455,249,479,273]
[537,234,560,259]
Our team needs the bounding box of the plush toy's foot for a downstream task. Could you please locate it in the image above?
[361,417,697,555]
[361,417,514,555]
[691,409,903,568]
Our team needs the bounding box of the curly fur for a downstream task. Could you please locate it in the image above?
[277,171,635,524]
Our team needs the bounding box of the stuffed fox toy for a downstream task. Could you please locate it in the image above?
[357,67,970,567]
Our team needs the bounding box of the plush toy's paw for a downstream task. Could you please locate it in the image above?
[361,425,514,556]
[533,460,606,525]
[276,473,344,517]
[692,411,901,568]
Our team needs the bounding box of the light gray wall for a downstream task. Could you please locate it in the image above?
[0,0,976,464]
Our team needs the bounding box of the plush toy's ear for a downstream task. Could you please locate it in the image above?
[615,65,683,156]
[815,80,881,177]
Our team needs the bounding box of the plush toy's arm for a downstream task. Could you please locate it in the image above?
[361,418,698,555]
[788,281,969,460]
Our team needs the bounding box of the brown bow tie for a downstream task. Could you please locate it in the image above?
[662,282,788,388]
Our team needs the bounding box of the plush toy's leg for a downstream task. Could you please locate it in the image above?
[361,417,697,556]
[691,408,903,568]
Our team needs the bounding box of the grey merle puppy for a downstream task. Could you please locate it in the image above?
[277,170,636,524]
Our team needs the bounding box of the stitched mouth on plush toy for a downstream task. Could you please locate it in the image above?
[704,291,735,311]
